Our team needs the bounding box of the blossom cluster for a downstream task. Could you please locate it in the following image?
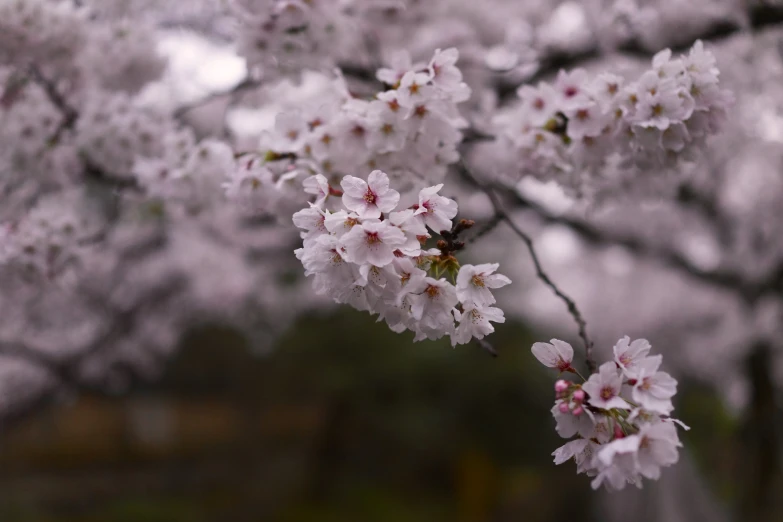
[0,0,163,90]
[134,138,237,215]
[293,170,511,345]
[76,93,188,176]
[532,336,685,490]
[245,47,470,194]
[232,0,351,79]
[0,0,88,77]
[495,40,733,193]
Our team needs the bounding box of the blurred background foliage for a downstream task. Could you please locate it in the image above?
[0,311,741,521]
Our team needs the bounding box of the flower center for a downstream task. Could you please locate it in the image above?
[330,249,342,264]
[600,386,615,400]
[364,189,377,204]
[365,231,382,244]
[425,284,440,298]
[471,274,485,287]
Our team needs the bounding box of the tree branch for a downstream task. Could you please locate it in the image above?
[28,65,79,144]
[493,183,783,304]
[456,161,596,373]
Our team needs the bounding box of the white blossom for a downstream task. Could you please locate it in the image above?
[455,263,512,307]
[531,339,574,371]
[414,184,459,233]
[583,362,628,410]
[341,220,406,267]
[341,170,400,219]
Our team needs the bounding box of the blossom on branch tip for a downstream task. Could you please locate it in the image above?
[531,339,574,371]
[541,336,686,491]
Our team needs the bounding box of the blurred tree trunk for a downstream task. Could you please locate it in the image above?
[737,343,783,522]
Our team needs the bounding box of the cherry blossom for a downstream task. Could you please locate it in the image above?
[413,184,459,233]
[537,337,687,491]
[583,362,629,410]
[455,263,512,307]
[341,170,401,219]
[531,339,575,371]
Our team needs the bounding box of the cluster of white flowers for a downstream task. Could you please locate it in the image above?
[233,0,351,79]
[134,138,236,215]
[0,75,81,189]
[222,150,311,219]
[532,336,686,490]
[0,0,88,77]
[293,169,511,345]
[81,19,166,94]
[252,47,470,189]
[495,41,733,193]
[0,191,95,281]
[76,94,189,176]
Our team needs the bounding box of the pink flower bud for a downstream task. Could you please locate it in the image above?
[558,401,571,414]
[613,423,625,439]
[572,406,584,416]
[554,379,569,393]
[572,389,585,402]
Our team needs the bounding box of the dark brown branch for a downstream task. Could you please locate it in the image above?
[468,213,503,245]
[494,183,783,303]
[28,65,79,144]
[456,161,596,373]
[475,338,498,358]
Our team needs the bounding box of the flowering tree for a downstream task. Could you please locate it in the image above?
[1,0,781,518]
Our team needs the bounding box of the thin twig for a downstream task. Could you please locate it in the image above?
[492,183,783,304]
[29,65,79,144]
[467,213,503,244]
[476,338,498,358]
[456,161,596,373]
